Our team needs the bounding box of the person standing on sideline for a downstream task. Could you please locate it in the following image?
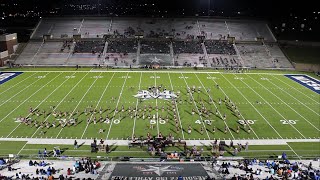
[245,142,249,151]
[74,140,78,149]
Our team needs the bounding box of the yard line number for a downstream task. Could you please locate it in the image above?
[150,119,166,125]
[280,120,298,125]
[195,119,213,125]
[120,76,131,79]
[150,76,160,79]
[179,76,189,79]
[65,76,75,79]
[238,120,256,125]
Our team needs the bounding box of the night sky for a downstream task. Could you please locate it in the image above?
[0,0,318,41]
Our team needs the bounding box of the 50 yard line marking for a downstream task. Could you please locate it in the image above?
[106,72,130,140]
[132,72,143,137]
[0,72,51,124]
[255,74,320,131]
[168,73,185,139]
[154,72,160,136]
[233,74,306,138]
[80,73,115,139]
[180,73,210,140]
[30,72,91,138]
[7,72,76,138]
[220,73,283,138]
[55,72,104,138]
[206,73,259,139]
[194,73,235,140]
[0,72,38,97]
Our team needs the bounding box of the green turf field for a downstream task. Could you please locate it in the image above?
[0,70,319,142]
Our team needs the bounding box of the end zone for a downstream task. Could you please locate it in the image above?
[0,72,23,85]
[285,74,320,94]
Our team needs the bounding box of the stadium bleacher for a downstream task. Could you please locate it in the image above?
[13,17,293,69]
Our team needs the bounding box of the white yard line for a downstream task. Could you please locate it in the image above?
[180,73,210,140]
[132,72,143,137]
[80,73,115,139]
[194,73,235,140]
[263,75,320,116]
[206,73,259,139]
[154,72,160,135]
[106,72,130,139]
[0,74,45,108]
[271,75,320,104]
[287,143,302,160]
[0,72,52,123]
[233,74,306,138]
[17,142,28,155]
[6,72,76,138]
[0,72,38,96]
[252,75,320,131]
[167,73,185,139]
[219,73,283,138]
[29,72,90,138]
[55,72,104,138]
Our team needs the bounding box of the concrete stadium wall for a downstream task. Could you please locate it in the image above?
[293,62,320,72]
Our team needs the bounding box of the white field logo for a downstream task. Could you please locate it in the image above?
[291,75,320,92]
[0,73,16,82]
[133,89,177,100]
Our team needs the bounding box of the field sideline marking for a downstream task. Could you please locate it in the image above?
[219,73,283,138]
[6,72,76,138]
[55,72,104,138]
[180,73,211,140]
[233,74,306,138]
[132,72,143,138]
[0,137,318,146]
[154,72,160,136]
[106,72,130,139]
[206,73,259,139]
[194,73,235,140]
[253,75,319,131]
[0,72,38,96]
[80,72,115,139]
[271,75,320,104]
[168,73,185,139]
[0,72,51,123]
[30,72,91,138]
[5,70,306,76]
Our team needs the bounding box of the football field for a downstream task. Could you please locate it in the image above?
[0,70,319,143]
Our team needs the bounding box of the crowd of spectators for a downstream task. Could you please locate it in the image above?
[204,40,236,55]
[73,41,105,54]
[106,40,137,53]
[172,41,204,54]
[210,56,239,67]
[140,41,170,54]
[0,157,102,180]
[216,156,320,180]
[60,40,73,52]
